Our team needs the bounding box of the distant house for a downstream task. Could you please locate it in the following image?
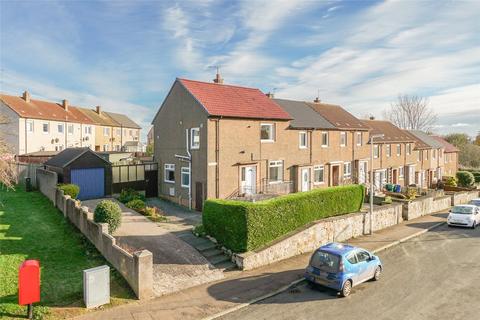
[430,135,459,177]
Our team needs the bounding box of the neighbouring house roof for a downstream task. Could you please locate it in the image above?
[361,120,416,143]
[0,94,94,124]
[273,98,335,129]
[177,78,292,120]
[77,107,119,127]
[44,147,109,168]
[430,135,460,153]
[308,102,369,131]
[104,111,141,129]
[407,130,445,149]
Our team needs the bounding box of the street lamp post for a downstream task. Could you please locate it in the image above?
[369,134,384,235]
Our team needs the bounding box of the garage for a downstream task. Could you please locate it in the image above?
[44,148,112,200]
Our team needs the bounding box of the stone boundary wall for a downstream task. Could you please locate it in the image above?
[49,187,153,299]
[402,195,451,221]
[234,203,403,270]
[450,191,480,206]
[36,168,57,203]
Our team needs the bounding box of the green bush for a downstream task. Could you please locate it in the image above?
[118,188,145,203]
[443,176,457,187]
[94,200,122,233]
[126,199,146,211]
[405,187,417,200]
[58,184,80,199]
[456,171,475,187]
[203,185,365,252]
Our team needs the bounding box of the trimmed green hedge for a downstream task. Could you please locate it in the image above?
[203,185,365,252]
[456,171,475,187]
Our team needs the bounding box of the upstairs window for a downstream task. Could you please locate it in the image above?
[425,150,429,160]
[397,144,401,156]
[340,132,347,147]
[269,160,283,183]
[386,144,391,157]
[181,167,190,188]
[374,145,380,158]
[42,123,49,133]
[299,131,307,149]
[84,125,92,134]
[191,128,200,149]
[418,151,421,161]
[68,124,74,135]
[261,124,274,142]
[58,124,64,133]
[164,164,175,183]
[406,143,411,155]
[104,127,110,136]
[321,132,329,147]
[433,149,436,159]
[26,120,34,132]
[356,132,362,146]
[116,128,121,136]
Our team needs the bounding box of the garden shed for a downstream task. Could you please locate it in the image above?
[44,148,112,200]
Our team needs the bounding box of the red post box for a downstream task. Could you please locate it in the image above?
[19,260,40,318]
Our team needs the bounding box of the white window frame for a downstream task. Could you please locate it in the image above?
[57,124,64,133]
[396,144,401,156]
[268,160,283,183]
[26,120,34,133]
[68,124,74,135]
[313,165,325,184]
[406,143,411,155]
[399,166,404,178]
[299,131,307,149]
[386,144,391,157]
[321,131,329,147]
[356,132,362,146]
[340,131,347,147]
[181,167,190,188]
[425,150,429,160]
[190,127,200,150]
[116,128,121,136]
[164,164,175,183]
[374,144,380,158]
[343,162,352,177]
[103,144,109,151]
[432,149,436,159]
[42,122,49,134]
[260,123,275,142]
[418,151,422,162]
[104,127,110,136]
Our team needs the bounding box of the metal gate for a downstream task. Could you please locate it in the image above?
[71,168,105,200]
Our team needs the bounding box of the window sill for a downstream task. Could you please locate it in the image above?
[299,146,308,149]
[269,180,283,185]
[181,185,190,188]
[164,180,175,184]
[321,145,328,148]
[261,140,275,143]
[313,182,325,185]
[190,146,200,150]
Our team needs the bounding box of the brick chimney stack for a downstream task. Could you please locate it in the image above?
[213,72,224,84]
[96,106,101,114]
[369,115,375,120]
[22,91,31,103]
[62,99,69,111]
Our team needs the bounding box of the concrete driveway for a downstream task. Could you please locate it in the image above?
[82,198,223,296]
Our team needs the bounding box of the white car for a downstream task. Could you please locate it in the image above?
[447,205,480,229]
[469,198,480,208]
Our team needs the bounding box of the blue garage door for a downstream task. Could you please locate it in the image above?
[71,168,105,200]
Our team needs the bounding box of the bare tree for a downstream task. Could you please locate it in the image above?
[383,94,437,131]
[0,114,17,189]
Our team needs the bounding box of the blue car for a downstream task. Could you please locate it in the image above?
[305,242,383,297]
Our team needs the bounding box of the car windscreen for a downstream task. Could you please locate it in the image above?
[310,250,340,272]
[451,206,474,214]
[469,200,480,206]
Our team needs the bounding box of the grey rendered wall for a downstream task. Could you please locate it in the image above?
[36,168,58,203]
[0,101,20,154]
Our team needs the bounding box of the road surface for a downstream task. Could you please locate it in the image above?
[220,224,480,320]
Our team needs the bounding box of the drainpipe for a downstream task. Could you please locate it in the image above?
[215,119,220,198]
[185,128,192,210]
[309,130,313,164]
[24,118,28,154]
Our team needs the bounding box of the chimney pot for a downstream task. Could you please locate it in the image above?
[62,99,69,111]
[22,91,31,103]
[369,115,375,120]
[266,92,274,99]
[213,73,224,84]
[96,106,101,114]
[314,97,321,103]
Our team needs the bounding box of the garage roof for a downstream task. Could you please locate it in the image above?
[44,148,109,168]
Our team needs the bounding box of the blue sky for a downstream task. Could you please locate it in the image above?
[1,0,479,141]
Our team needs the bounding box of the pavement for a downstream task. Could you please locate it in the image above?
[75,209,450,320]
[82,199,224,297]
[219,223,480,320]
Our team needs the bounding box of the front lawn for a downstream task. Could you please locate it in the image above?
[0,186,134,319]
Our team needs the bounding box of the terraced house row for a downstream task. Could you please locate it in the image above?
[152,76,459,210]
[0,91,141,154]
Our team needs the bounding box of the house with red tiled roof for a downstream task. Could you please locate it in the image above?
[430,135,459,176]
[0,91,96,154]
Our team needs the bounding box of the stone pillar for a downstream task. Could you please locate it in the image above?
[134,250,153,299]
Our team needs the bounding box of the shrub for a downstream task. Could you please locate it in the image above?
[118,188,145,203]
[456,171,475,187]
[142,206,167,222]
[193,224,206,237]
[383,196,393,204]
[58,184,80,199]
[203,185,365,253]
[126,199,146,211]
[443,176,457,187]
[405,187,417,200]
[94,200,122,233]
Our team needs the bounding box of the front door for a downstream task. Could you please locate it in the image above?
[332,165,340,186]
[241,166,256,195]
[301,168,310,192]
[392,169,398,184]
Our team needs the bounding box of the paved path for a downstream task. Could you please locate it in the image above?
[82,199,223,297]
[220,223,480,320]
[75,210,450,320]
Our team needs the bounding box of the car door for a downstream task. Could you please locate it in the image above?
[346,252,361,285]
[355,250,372,283]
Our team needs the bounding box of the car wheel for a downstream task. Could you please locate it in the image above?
[340,280,352,297]
[373,266,382,281]
[472,221,476,229]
